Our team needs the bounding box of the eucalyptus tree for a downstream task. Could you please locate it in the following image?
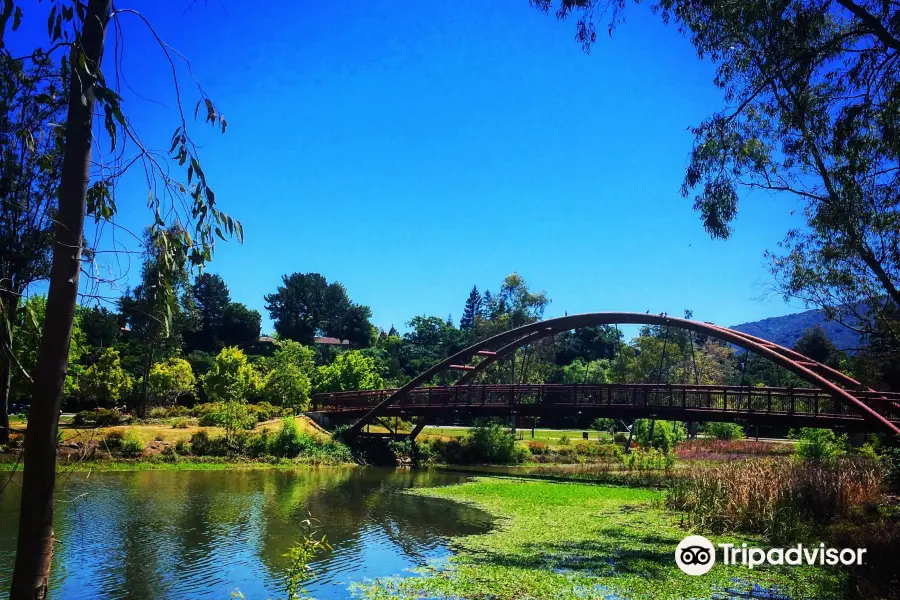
[2,2,241,597]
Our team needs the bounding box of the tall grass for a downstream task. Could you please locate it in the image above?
[666,457,883,540]
[675,439,794,460]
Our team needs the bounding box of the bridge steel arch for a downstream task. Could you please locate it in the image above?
[346,312,900,436]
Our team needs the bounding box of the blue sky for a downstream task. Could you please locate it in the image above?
[19,1,808,333]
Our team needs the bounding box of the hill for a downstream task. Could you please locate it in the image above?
[730,308,861,352]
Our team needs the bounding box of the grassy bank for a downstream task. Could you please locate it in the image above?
[0,456,356,472]
[353,477,846,600]
[2,415,353,470]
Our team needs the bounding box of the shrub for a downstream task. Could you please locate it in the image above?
[464,421,523,464]
[194,402,255,430]
[73,408,127,427]
[613,432,628,444]
[245,429,272,457]
[619,447,673,472]
[171,417,191,429]
[634,419,685,453]
[882,446,900,494]
[119,431,145,458]
[248,401,281,422]
[174,439,191,455]
[704,422,745,440]
[526,441,549,455]
[666,458,883,540]
[149,405,191,419]
[189,431,228,456]
[558,435,570,446]
[101,430,124,449]
[388,439,415,462]
[270,417,316,458]
[796,428,845,462]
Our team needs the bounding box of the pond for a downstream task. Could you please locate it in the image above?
[0,468,492,599]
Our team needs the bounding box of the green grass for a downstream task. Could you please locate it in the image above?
[422,426,609,447]
[353,477,846,600]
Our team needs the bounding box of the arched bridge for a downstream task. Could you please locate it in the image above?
[310,313,900,437]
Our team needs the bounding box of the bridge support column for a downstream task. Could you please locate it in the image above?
[409,421,426,441]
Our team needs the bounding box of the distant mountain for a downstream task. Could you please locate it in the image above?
[731,308,862,352]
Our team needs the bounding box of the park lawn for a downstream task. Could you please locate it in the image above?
[354,477,846,600]
[421,426,609,447]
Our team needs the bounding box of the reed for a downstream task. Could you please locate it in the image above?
[665,457,883,540]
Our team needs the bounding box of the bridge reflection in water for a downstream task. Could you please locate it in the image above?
[312,383,900,431]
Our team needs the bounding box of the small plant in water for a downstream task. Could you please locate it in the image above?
[283,514,332,599]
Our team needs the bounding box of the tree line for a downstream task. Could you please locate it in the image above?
[6,265,871,434]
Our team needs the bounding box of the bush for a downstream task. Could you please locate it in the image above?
[634,419,686,453]
[796,428,845,462]
[171,417,191,429]
[189,431,229,456]
[160,445,180,462]
[174,439,191,455]
[613,432,629,444]
[245,429,272,457]
[558,435,570,446]
[526,441,549,455]
[619,447,673,472]
[704,422,745,440]
[193,402,251,429]
[149,406,191,419]
[270,417,316,458]
[388,439,415,462]
[119,431,145,458]
[248,401,281,422]
[464,421,523,464]
[73,408,127,427]
[101,430,124,450]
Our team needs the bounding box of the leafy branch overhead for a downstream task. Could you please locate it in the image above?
[4,1,244,335]
[535,0,900,351]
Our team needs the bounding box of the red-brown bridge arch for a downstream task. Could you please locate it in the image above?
[345,312,900,436]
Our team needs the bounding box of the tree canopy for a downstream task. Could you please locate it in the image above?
[265,273,373,347]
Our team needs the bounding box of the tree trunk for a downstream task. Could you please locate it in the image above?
[138,336,156,418]
[10,3,111,598]
[0,291,19,445]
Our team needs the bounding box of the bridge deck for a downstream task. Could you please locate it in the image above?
[311,383,900,430]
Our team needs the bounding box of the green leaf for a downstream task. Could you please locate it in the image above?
[47,4,56,37]
[104,105,116,151]
[215,227,225,241]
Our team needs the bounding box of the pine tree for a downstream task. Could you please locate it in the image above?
[460,286,482,330]
[480,290,494,320]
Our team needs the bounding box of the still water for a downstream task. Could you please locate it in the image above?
[0,468,492,599]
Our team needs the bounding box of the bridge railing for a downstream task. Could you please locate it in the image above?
[311,383,900,422]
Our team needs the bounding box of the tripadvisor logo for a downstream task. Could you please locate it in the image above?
[675,535,867,576]
[675,535,716,575]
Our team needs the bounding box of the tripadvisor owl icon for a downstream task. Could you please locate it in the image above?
[675,535,716,575]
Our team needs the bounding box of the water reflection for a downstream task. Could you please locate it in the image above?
[0,468,492,600]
